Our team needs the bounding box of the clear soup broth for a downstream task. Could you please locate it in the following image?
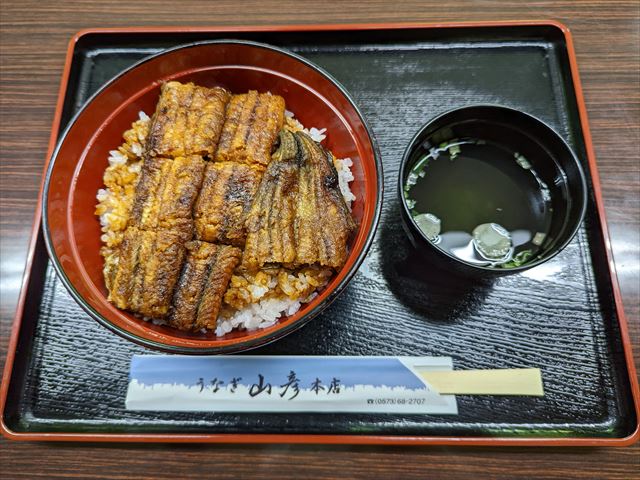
[403,138,554,268]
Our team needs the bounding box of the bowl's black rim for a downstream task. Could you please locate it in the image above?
[397,104,588,274]
[42,39,383,354]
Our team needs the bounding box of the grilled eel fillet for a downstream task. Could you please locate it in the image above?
[108,227,189,318]
[194,162,262,246]
[130,155,206,235]
[110,154,206,319]
[242,130,356,271]
[146,82,231,158]
[169,241,242,331]
[214,91,285,167]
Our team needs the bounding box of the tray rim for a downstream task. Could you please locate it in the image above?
[1,20,638,446]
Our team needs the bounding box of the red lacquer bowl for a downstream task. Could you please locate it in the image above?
[43,40,382,354]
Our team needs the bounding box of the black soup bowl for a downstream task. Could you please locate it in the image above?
[398,105,587,277]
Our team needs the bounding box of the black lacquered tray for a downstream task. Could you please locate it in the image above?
[1,22,638,445]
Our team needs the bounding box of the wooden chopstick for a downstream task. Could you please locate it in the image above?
[419,368,544,396]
